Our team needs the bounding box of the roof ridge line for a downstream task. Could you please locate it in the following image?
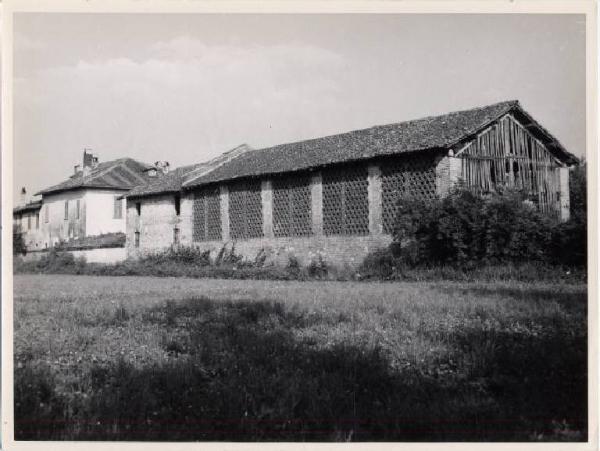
[443,101,519,149]
[182,144,253,187]
[246,100,520,155]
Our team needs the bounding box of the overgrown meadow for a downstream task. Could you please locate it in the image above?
[15,274,587,441]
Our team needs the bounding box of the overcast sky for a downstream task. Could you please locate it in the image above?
[13,13,586,203]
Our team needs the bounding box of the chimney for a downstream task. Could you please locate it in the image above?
[20,187,27,206]
[155,161,170,175]
[82,149,98,177]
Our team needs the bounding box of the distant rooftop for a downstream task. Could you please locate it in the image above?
[125,144,253,199]
[36,157,154,196]
[13,200,42,214]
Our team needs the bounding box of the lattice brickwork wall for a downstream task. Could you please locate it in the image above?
[229,180,263,239]
[272,175,312,237]
[323,165,369,235]
[381,155,437,234]
[192,187,221,241]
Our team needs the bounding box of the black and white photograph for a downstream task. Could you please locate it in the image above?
[3,1,596,446]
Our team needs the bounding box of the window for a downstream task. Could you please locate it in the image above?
[174,195,181,216]
[27,215,31,230]
[135,202,141,216]
[64,201,69,220]
[45,205,49,223]
[36,213,39,229]
[134,231,140,248]
[76,200,80,219]
[173,227,180,244]
[114,197,123,219]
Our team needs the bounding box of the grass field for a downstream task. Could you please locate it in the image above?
[14,274,587,441]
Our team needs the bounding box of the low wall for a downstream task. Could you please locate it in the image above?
[70,247,127,264]
[129,235,393,269]
[19,247,127,264]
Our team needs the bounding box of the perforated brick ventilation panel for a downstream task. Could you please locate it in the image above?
[272,174,312,237]
[192,186,221,241]
[381,155,437,234]
[323,164,369,236]
[229,179,263,239]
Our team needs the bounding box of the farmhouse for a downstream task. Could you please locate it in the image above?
[124,100,578,267]
[14,151,154,255]
[13,199,43,251]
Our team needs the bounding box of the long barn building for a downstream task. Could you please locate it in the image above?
[125,100,578,267]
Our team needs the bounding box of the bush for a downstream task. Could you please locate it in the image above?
[24,249,87,274]
[359,248,398,280]
[307,252,328,279]
[548,163,587,267]
[13,226,27,256]
[392,185,584,268]
[140,246,211,266]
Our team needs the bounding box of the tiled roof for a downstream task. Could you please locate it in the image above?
[123,164,202,199]
[36,158,153,196]
[126,144,253,199]
[13,200,42,214]
[184,100,578,188]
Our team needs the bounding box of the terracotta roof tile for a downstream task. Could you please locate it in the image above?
[36,158,154,196]
[126,144,253,198]
[183,100,577,189]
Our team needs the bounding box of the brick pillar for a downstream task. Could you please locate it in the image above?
[220,185,230,241]
[436,152,462,196]
[449,156,462,187]
[559,167,570,222]
[368,164,382,235]
[179,193,194,245]
[261,180,274,238]
[311,172,323,236]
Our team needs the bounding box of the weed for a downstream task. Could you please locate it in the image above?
[14,274,587,441]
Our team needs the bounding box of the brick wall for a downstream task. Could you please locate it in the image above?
[435,152,462,196]
[126,193,183,258]
[181,235,394,269]
[127,154,447,268]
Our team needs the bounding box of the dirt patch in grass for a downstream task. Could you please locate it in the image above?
[14,275,587,441]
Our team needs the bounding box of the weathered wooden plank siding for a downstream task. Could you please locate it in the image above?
[458,114,562,215]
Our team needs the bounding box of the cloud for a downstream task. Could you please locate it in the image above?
[15,37,347,175]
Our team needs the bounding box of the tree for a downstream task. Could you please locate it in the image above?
[13,225,27,256]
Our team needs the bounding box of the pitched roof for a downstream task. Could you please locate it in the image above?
[123,163,202,199]
[183,100,577,189]
[125,144,253,199]
[13,200,42,214]
[36,158,154,196]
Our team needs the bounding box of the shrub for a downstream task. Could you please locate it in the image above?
[141,246,211,266]
[307,252,328,279]
[391,185,582,267]
[29,249,87,274]
[548,163,587,267]
[358,248,399,280]
[13,225,27,256]
[569,161,587,223]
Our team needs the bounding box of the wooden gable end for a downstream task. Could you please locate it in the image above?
[455,113,563,214]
